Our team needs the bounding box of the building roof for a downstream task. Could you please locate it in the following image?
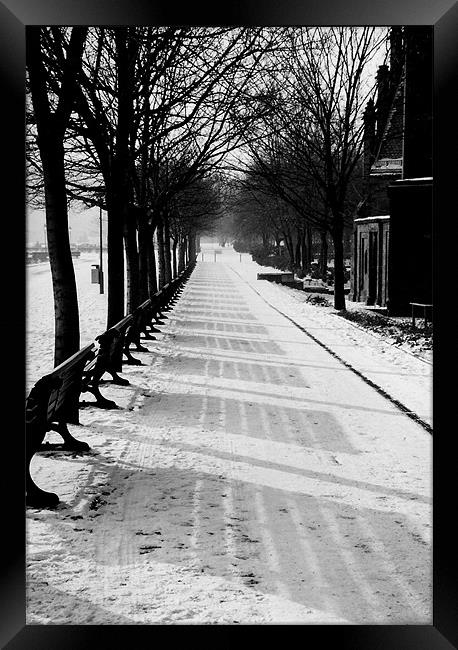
[370,157,403,176]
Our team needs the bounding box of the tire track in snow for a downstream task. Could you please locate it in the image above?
[253,487,291,600]
[349,512,430,619]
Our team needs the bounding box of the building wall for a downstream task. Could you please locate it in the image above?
[387,178,432,315]
[368,173,400,216]
[351,27,432,312]
[352,217,390,306]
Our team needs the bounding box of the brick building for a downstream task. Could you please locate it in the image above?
[351,27,432,314]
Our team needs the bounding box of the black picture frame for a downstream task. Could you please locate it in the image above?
[1,0,456,647]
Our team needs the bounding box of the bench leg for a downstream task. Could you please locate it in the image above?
[50,422,90,452]
[108,370,130,386]
[141,330,156,340]
[141,317,156,337]
[82,371,119,408]
[86,384,119,409]
[132,329,149,352]
[26,449,59,509]
[134,342,150,352]
[127,335,149,353]
[26,478,59,509]
[123,348,143,366]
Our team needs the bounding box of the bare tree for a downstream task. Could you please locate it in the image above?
[69,27,274,306]
[27,27,282,336]
[26,26,88,366]
[234,27,387,309]
[135,28,276,287]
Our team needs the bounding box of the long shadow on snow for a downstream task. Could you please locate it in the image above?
[35,447,430,624]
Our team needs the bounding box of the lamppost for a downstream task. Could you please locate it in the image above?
[99,205,104,294]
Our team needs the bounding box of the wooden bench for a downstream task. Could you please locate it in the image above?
[82,275,188,399]
[84,276,187,393]
[123,292,171,357]
[25,316,145,508]
[26,261,195,508]
[26,324,138,508]
[26,344,96,508]
[257,272,294,284]
[409,302,433,328]
[135,299,158,339]
[82,328,130,401]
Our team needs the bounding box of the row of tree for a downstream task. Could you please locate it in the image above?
[27,27,389,366]
[217,27,388,308]
[26,27,277,366]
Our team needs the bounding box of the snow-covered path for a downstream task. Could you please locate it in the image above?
[26,255,432,625]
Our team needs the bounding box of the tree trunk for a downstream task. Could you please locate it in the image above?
[172,240,178,279]
[26,27,87,366]
[147,223,158,298]
[124,206,140,313]
[106,179,126,327]
[163,212,172,284]
[300,228,309,276]
[319,230,328,282]
[137,208,149,303]
[178,236,186,274]
[294,230,302,270]
[331,222,346,310]
[156,218,166,289]
[283,232,295,270]
[188,234,196,262]
[107,29,132,327]
[307,225,312,268]
[44,141,80,366]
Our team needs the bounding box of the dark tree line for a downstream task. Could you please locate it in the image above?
[26,26,389,368]
[226,27,388,309]
[26,27,275,365]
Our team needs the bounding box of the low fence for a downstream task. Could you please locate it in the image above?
[25,261,196,509]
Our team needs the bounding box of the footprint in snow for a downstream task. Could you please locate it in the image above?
[139,545,161,553]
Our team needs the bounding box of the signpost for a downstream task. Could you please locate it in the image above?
[91,206,105,292]
[99,206,104,294]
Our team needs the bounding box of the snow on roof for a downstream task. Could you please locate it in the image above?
[354,215,390,223]
[396,177,433,182]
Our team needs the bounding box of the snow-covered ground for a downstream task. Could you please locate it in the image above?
[224,251,432,429]
[26,246,432,625]
[26,252,109,393]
